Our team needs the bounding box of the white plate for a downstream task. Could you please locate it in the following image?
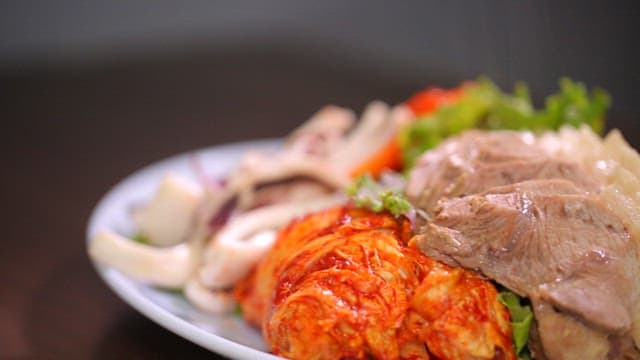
[86,139,284,359]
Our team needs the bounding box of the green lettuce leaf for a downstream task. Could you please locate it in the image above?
[346,174,413,218]
[498,290,533,359]
[131,233,149,244]
[400,77,610,169]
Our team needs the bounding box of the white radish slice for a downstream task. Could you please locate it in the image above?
[132,173,203,246]
[89,230,197,288]
[184,276,236,314]
[199,230,276,289]
[198,195,345,289]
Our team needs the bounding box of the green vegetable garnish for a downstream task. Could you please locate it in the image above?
[400,77,610,169]
[346,174,414,218]
[233,303,244,317]
[160,287,184,296]
[539,77,610,134]
[499,289,533,359]
[131,233,149,244]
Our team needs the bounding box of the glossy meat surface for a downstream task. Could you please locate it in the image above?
[235,206,514,359]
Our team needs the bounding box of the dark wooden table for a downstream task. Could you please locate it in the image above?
[2,47,638,358]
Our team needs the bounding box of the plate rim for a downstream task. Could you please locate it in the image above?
[86,138,284,360]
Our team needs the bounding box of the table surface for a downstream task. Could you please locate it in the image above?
[2,49,638,358]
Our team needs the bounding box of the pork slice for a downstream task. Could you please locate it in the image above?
[407,130,546,210]
[532,300,610,360]
[474,178,588,196]
[411,183,640,357]
[537,253,633,333]
[421,179,587,274]
[407,130,599,213]
[463,159,600,195]
[415,187,637,329]
[531,298,640,360]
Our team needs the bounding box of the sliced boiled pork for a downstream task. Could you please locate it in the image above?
[408,129,640,359]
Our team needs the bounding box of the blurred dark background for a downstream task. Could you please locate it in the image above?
[1,1,639,358]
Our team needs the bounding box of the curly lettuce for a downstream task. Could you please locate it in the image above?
[346,174,413,217]
[400,77,611,169]
[499,289,533,359]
